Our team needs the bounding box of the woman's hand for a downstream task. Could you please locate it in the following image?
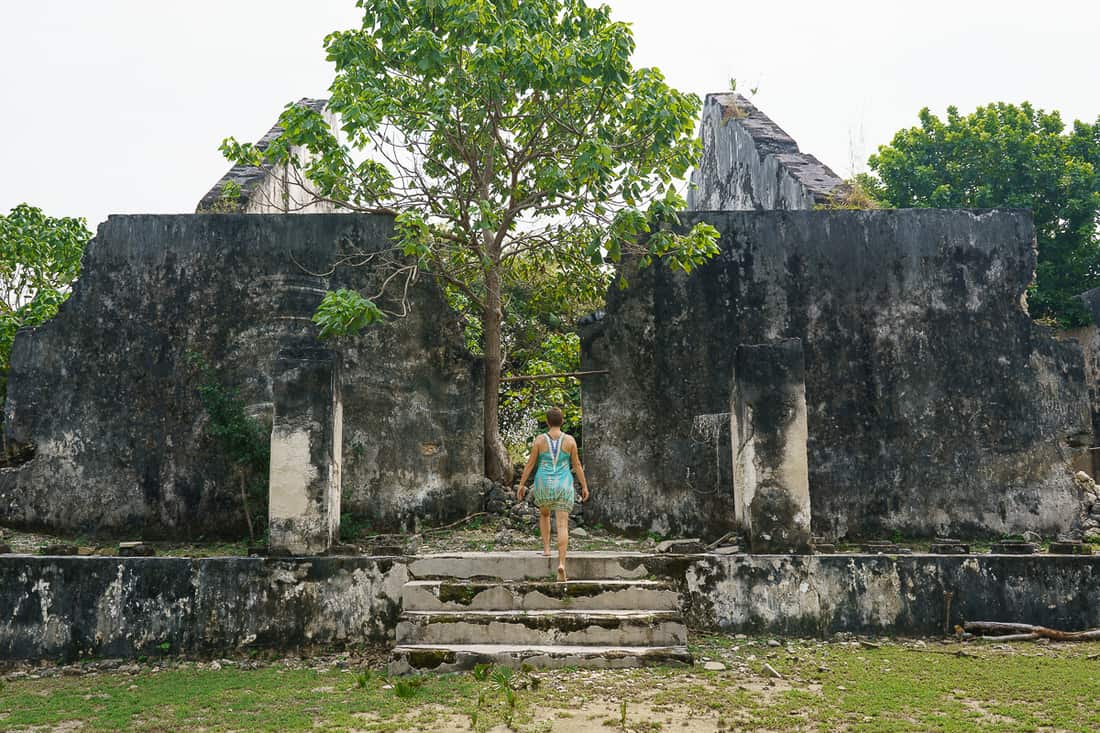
[516,484,526,503]
[581,486,590,503]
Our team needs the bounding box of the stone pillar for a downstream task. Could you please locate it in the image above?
[732,339,812,554]
[268,345,343,555]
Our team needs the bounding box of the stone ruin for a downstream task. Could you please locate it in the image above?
[582,93,1097,544]
[0,214,485,541]
[2,94,1099,553]
[3,94,1100,669]
[196,98,343,215]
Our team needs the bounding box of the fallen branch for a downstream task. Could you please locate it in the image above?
[419,512,489,535]
[963,621,1100,642]
[707,531,739,550]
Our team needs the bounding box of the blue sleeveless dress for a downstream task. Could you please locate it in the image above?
[531,433,575,512]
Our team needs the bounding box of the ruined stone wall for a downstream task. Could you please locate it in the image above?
[0,556,406,661]
[0,214,484,538]
[684,554,1100,636]
[1056,325,1100,477]
[687,93,847,211]
[4,552,1099,661]
[580,209,1090,540]
[196,99,342,215]
[1070,287,1100,477]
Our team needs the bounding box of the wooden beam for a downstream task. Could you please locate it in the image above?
[500,370,610,384]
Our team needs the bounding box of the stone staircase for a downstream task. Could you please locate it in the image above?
[390,551,693,673]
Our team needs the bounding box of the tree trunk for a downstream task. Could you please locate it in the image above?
[482,263,513,484]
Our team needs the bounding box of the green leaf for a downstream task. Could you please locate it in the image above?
[312,289,386,338]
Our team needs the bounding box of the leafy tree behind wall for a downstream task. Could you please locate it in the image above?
[868,103,1100,327]
[497,247,611,459]
[0,204,91,414]
[221,0,720,483]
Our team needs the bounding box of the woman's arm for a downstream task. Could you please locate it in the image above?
[516,436,542,502]
[569,437,590,502]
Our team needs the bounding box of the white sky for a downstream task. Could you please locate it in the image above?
[2,0,1098,229]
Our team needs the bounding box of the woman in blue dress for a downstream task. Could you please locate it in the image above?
[516,407,590,581]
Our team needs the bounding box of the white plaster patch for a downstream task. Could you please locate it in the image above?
[269,429,315,519]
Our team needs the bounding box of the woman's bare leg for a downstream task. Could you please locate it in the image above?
[555,510,570,581]
[539,508,551,556]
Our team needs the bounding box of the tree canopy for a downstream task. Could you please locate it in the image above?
[868,102,1100,327]
[221,0,720,481]
[0,204,91,411]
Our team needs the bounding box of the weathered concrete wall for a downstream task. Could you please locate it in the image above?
[733,340,812,553]
[0,214,484,538]
[581,209,1091,540]
[687,93,846,212]
[5,552,1098,661]
[1056,325,1100,477]
[684,554,1100,636]
[268,346,343,555]
[196,99,341,215]
[1070,287,1100,477]
[0,556,406,661]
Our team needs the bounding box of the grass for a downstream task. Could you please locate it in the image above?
[2,638,1098,732]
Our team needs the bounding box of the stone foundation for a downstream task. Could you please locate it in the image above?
[684,553,1100,637]
[3,552,1098,662]
[0,556,406,661]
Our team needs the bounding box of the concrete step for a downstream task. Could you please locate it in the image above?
[390,643,693,674]
[407,551,665,582]
[396,609,687,647]
[402,579,680,612]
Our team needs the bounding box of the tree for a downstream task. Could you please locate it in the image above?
[0,204,91,411]
[221,0,720,482]
[496,247,611,459]
[868,102,1100,327]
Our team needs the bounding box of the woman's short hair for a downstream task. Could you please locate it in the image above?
[546,407,564,428]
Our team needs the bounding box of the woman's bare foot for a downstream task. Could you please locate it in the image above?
[542,549,552,557]
[557,565,567,582]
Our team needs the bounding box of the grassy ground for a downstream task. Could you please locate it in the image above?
[3,637,1098,732]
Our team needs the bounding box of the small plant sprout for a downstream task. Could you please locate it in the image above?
[392,676,423,699]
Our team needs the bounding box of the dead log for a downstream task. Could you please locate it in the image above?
[963,621,1100,642]
[975,633,1041,642]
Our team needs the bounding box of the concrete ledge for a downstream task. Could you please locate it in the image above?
[685,554,1100,636]
[5,552,1098,661]
[0,556,406,661]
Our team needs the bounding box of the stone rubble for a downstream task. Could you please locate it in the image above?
[1074,472,1100,541]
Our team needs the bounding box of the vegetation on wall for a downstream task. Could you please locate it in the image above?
[220,0,721,483]
[867,102,1100,327]
[0,204,91,416]
[187,354,270,543]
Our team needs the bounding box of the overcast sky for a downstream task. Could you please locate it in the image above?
[2,0,1098,229]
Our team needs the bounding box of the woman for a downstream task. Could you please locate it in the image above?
[516,407,590,581]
